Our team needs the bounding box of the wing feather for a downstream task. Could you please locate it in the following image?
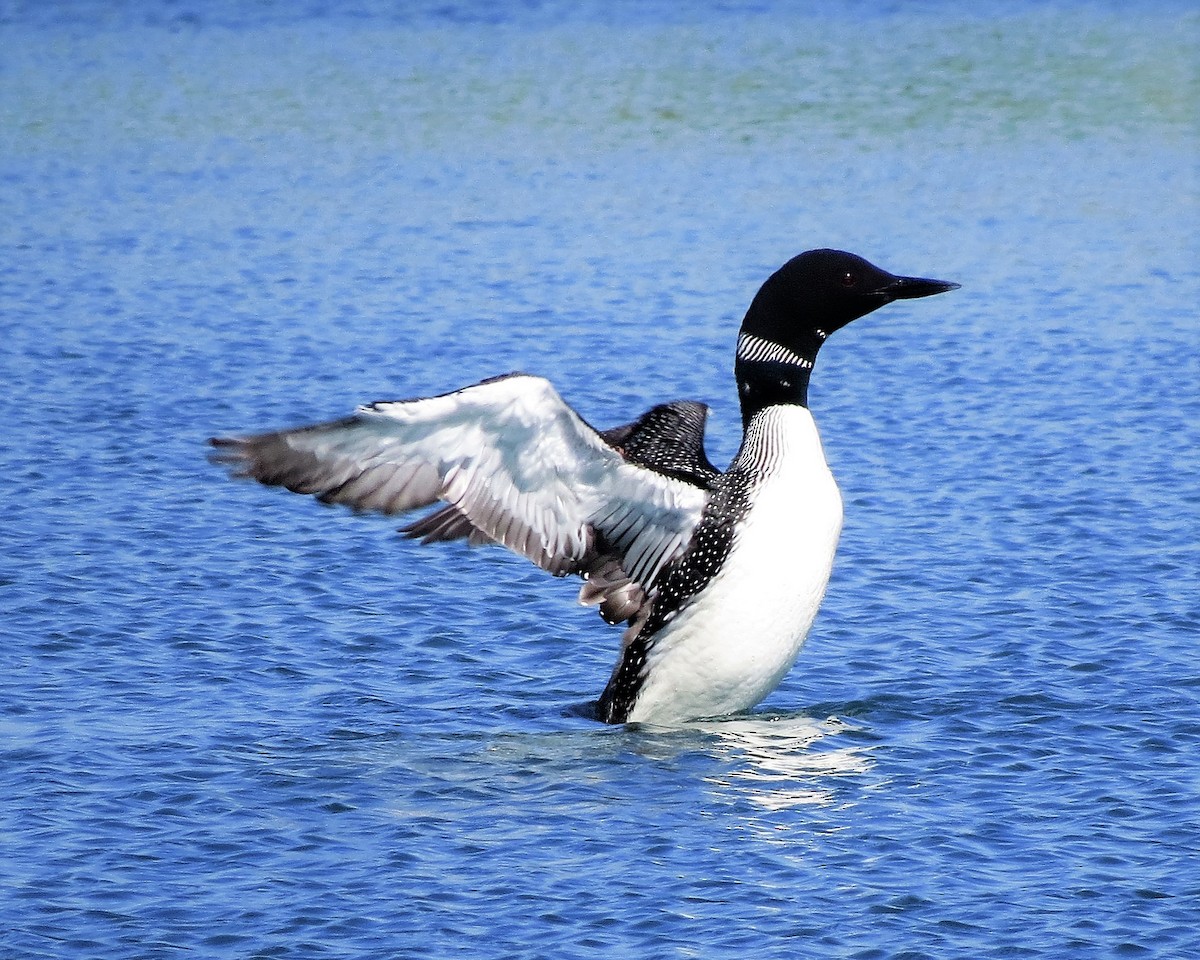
[211,373,708,590]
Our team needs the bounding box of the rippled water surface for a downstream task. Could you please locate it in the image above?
[3,1,1199,957]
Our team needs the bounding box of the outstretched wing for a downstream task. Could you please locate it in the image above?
[404,399,719,543]
[210,374,709,592]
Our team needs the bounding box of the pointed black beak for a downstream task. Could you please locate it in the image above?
[878,275,961,300]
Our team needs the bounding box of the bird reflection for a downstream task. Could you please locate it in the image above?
[691,714,871,810]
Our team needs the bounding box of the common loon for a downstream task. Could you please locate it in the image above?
[210,249,958,724]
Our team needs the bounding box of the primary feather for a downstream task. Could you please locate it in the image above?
[211,373,709,605]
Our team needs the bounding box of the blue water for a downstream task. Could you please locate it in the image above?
[3,1,1199,957]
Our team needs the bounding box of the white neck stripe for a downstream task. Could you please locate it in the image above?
[736,333,813,370]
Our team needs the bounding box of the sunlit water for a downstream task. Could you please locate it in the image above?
[2,1,1198,957]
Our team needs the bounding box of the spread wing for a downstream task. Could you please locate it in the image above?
[210,374,710,596]
[404,399,719,543]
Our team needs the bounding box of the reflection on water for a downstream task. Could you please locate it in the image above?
[626,712,871,810]
[694,714,871,811]
[376,711,870,819]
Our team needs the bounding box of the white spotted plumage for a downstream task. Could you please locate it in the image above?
[626,406,843,725]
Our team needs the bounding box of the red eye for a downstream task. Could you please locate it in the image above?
[841,272,856,287]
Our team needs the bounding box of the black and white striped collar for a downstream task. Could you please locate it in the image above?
[736,332,815,370]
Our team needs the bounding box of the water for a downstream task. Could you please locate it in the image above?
[2,1,1198,956]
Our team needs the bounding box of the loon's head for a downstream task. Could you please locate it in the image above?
[741,248,959,349]
[736,249,958,421]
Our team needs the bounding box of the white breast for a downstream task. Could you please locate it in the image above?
[627,406,843,725]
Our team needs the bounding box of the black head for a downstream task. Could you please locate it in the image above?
[741,248,959,347]
[736,248,958,422]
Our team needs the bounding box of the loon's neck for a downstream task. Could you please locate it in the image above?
[733,273,835,428]
[735,330,825,428]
